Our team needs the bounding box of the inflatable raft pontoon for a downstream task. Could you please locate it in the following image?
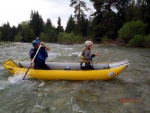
[2,59,129,80]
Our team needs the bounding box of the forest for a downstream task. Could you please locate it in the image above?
[0,0,150,48]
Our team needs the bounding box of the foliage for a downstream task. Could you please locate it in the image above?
[128,34,144,47]
[43,18,57,42]
[90,0,127,41]
[14,32,22,42]
[125,2,140,22]
[118,20,147,43]
[47,30,57,42]
[65,15,76,33]
[129,34,150,48]
[58,32,82,44]
[57,32,65,43]
[39,33,48,42]
[0,0,150,48]
[77,15,90,37]
[0,31,2,40]
[45,18,53,31]
[143,35,150,48]
[70,0,91,37]
[56,17,64,36]
[1,22,13,41]
[70,0,89,22]
[30,10,44,37]
[20,21,35,42]
[101,36,111,43]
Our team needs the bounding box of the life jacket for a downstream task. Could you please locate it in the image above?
[80,49,92,63]
[29,47,47,69]
[39,47,48,60]
[29,48,36,59]
[29,47,48,60]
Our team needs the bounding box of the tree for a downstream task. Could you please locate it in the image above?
[90,0,119,41]
[77,15,90,37]
[11,26,18,41]
[140,0,150,34]
[41,18,58,42]
[56,17,64,37]
[30,10,44,37]
[1,22,13,41]
[70,0,91,37]
[114,0,131,28]
[0,26,1,40]
[44,18,53,32]
[90,0,133,41]
[125,1,138,22]
[20,21,35,42]
[70,0,89,22]
[118,20,147,43]
[65,15,76,33]
[48,30,57,42]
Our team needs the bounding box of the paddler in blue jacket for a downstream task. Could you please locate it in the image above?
[29,39,50,70]
[80,40,99,70]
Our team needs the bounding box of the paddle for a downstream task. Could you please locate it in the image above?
[22,44,42,80]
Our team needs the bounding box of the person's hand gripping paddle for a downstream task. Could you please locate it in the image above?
[22,44,42,80]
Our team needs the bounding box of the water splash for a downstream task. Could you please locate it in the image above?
[34,103,45,109]
[8,74,24,84]
[39,82,45,87]
[0,85,5,90]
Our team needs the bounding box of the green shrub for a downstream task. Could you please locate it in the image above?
[14,32,22,42]
[101,36,111,43]
[118,20,147,43]
[58,32,82,44]
[128,34,144,47]
[62,33,73,44]
[40,33,48,42]
[143,35,150,48]
[57,32,67,43]
[0,31,2,41]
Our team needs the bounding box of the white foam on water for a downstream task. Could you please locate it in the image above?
[72,52,81,57]
[8,75,23,84]
[7,72,26,84]
[63,48,73,50]
[0,85,5,90]
[39,82,45,87]
[34,103,45,109]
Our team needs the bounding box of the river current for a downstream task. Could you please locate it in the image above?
[0,42,149,113]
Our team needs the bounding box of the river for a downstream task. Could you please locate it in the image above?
[0,42,149,113]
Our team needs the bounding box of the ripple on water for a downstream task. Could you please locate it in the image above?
[0,84,5,90]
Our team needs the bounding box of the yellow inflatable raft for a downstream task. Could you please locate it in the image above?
[2,59,129,80]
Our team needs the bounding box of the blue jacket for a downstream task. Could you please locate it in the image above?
[29,47,48,69]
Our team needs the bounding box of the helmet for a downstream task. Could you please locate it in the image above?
[85,40,93,46]
[32,40,40,46]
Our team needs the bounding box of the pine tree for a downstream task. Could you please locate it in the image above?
[78,15,90,37]
[90,0,130,41]
[70,0,89,22]
[1,22,13,41]
[65,15,76,33]
[30,10,44,37]
[56,17,64,36]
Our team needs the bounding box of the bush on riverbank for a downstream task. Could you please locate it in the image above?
[117,20,150,48]
[128,35,144,47]
[58,32,87,44]
[118,20,147,43]
[101,36,111,43]
[128,34,150,48]
[144,35,150,48]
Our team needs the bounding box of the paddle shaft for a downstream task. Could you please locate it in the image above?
[22,44,42,80]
